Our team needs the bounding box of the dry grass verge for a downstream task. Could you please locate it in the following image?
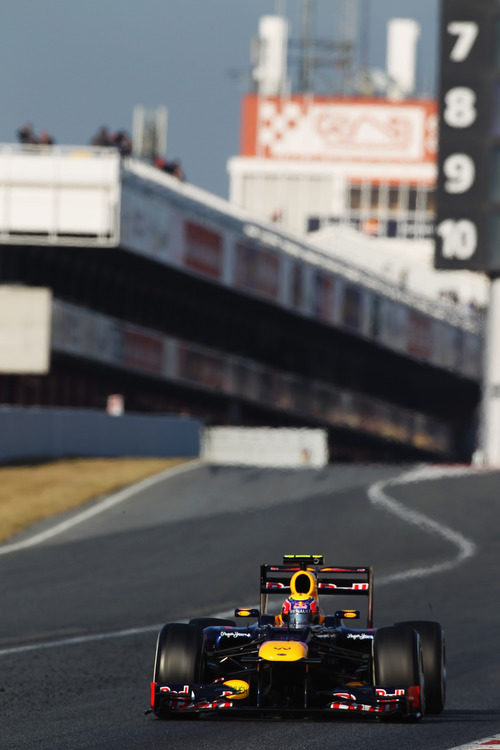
[0,457,190,543]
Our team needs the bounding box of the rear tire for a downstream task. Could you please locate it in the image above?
[395,620,445,714]
[373,625,424,718]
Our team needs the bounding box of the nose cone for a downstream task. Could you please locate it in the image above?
[258,640,308,661]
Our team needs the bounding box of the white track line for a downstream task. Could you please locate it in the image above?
[0,464,481,658]
[369,466,477,586]
[0,459,203,556]
[0,609,235,657]
[0,624,164,656]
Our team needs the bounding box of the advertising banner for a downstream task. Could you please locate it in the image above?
[234,241,280,300]
[290,260,304,310]
[430,320,463,371]
[231,359,260,401]
[407,310,432,360]
[183,220,223,279]
[377,299,408,353]
[312,270,335,322]
[460,330,483,380]
[177,343,230,392]
[51,301,121,366]
[120,181,170,260]
[122,325,164,374]
[341,283,363,332]
[241,95,437,163]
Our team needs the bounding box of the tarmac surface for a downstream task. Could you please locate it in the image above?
[1,462,499,750]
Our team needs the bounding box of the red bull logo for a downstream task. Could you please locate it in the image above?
[292,600,309,610]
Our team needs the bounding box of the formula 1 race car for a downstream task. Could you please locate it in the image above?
[150,554,445,720]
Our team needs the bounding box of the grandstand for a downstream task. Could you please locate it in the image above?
[0,144,482,461]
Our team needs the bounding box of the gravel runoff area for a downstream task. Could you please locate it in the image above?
[0,457,190,543]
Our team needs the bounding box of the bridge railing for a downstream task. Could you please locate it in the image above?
[0,145,483,386]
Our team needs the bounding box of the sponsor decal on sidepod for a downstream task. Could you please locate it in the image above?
[346,633,373,640]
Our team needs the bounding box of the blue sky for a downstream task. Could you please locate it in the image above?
[0,0,438,198]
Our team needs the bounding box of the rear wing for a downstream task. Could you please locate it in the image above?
[260,563,374,628]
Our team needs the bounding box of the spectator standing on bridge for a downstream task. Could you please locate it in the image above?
[17,122,37,144]
[154,156,185,181]
[91,126,113,147]
[111,130,132,156]
[90,126,132,156]
[168,160,185,180]
[39,129,54,145]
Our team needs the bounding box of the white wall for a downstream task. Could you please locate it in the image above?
[202,427,329,468]
[0,287,52,373]
[0,146,119,242]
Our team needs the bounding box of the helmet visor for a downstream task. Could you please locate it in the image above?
[288,609,311,628]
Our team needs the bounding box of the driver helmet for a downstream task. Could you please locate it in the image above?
[281,596,318,628]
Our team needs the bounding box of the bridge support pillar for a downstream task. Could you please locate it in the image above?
[479,275,500,467]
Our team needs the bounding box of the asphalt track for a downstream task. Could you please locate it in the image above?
[1,461,500,750]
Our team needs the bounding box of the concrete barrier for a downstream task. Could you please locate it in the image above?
[201,426,329,468]
[0,407,201,463]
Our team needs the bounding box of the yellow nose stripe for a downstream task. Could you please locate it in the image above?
[258,640,308,661]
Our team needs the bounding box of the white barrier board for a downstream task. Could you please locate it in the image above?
[202,427,328,468]
[0,286,51,373]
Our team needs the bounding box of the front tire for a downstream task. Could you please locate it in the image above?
[154,623,203,684]
[153,623,203,717]
[373,625,424,718]
[395,620,446,714]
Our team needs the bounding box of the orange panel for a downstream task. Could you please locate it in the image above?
[240,94,259,156]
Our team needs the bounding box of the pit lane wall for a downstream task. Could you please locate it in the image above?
[0,410,326,467]
[201,427,328,467]
[0,406,201,463]
[0,145,482,383]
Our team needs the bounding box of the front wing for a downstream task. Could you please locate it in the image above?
[150,680,422,719]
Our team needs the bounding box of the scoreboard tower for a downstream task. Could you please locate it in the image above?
[435,0,500,464]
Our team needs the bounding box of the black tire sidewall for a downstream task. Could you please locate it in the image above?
[154,623,203,685]
[373,625,421,687]
[373,624,425,716]
[395,620,446,714]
